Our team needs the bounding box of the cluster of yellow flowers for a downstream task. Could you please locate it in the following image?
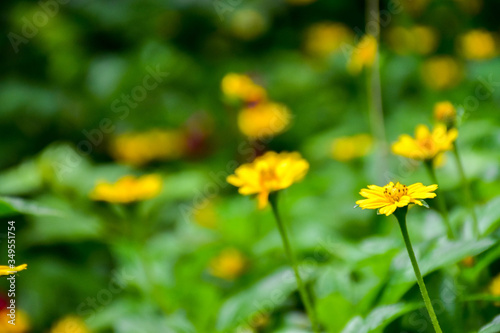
[304,22,352,58]
[110,129,185,166]
[90,174,163,204]
[222,73,291,139]
[386,26,438,56]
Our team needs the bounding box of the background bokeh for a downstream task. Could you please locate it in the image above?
[1,0,500,332]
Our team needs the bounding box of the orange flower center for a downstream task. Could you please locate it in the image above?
[383,183,408,202]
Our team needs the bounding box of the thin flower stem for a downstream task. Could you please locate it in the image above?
[366,0,388,178]
[394,208,443,333]
[452,146,480,238]
[269,192,320,333]
[424,161,455,239]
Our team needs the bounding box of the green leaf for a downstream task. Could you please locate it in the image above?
[216,267,307,331]
[340,303,421,333]
[478,314,500,333]
[478,196,500,236]
[0,196,62,217]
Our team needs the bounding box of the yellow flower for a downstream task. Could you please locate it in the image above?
[386,26,438,56]
[221,73,267,103]
[110,129,185,166]
[434,101,457,124]
[209,248,246,280]
[356,181,438,216]
[192,199,217,229]
[50,316,90,333]
[238,102,291,139]
[90,174,162,203]
[461,256,475,267]
[0,264,27,276]
[0,309,30,332]
[453,0,483,14]
[460,30,496,60]
[391,124,458,161]
[348,35,378,75]
[490,273,500,306]
[304,22,353,57]
[331,134,372,162]
[227,151,309,209]
[230,9,268,41]
[421,56,462,90]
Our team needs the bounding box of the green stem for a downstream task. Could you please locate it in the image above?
[394,207,443,333]
[269,192,320,333]
[424,161,455,239]
[452,146,480,238]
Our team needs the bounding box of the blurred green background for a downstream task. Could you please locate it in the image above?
[1,0,500,332]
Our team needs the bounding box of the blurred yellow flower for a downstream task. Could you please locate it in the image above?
[238,102,291,139]
[0,264,27,276]
[434,101,457,124]
[0,309,30,332]
[230,9,268,40]
[331,134,372,161]
[460,30,496,60]
[356,181,437,216]
[50,316,90,333]
[111,129,185,166]
[386,26,438,56]
[461,256,475,267]
[192,199,217,229]
[348,35,378,74]
[209,248,246,280]
[227,151,309,209]
[221,73,267,104]
[490,273,500,306]
[90,174,162,203]
[453,0,483,14]
[392,124,458,161]
[421,56,462,90]
[304,22,352,57]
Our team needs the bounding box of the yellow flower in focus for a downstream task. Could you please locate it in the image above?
[348,35,378,74]
[111,129,185,166]
[227,151,309,209]
[0,264,27,276]
[50,316,90,333]
[192,199,217,229]
[490,273,500,306]
[392,124,458,161]
[90,174,162,204]
[221,73,267,104]
[331,134,372,161]
[434,101,457,124]
[0,309,30,332]
[209,248,246,280]
[356,182,437,216]
[460,30,496,60]
[304,22,353,57]
[238,102,291,139]
[421,56,462,90]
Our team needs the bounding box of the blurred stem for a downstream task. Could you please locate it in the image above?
[365,0,388,178]
[394,207,443,333]
[453,145,480,238]
[424,161,455,239]
[269,192,320,333]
